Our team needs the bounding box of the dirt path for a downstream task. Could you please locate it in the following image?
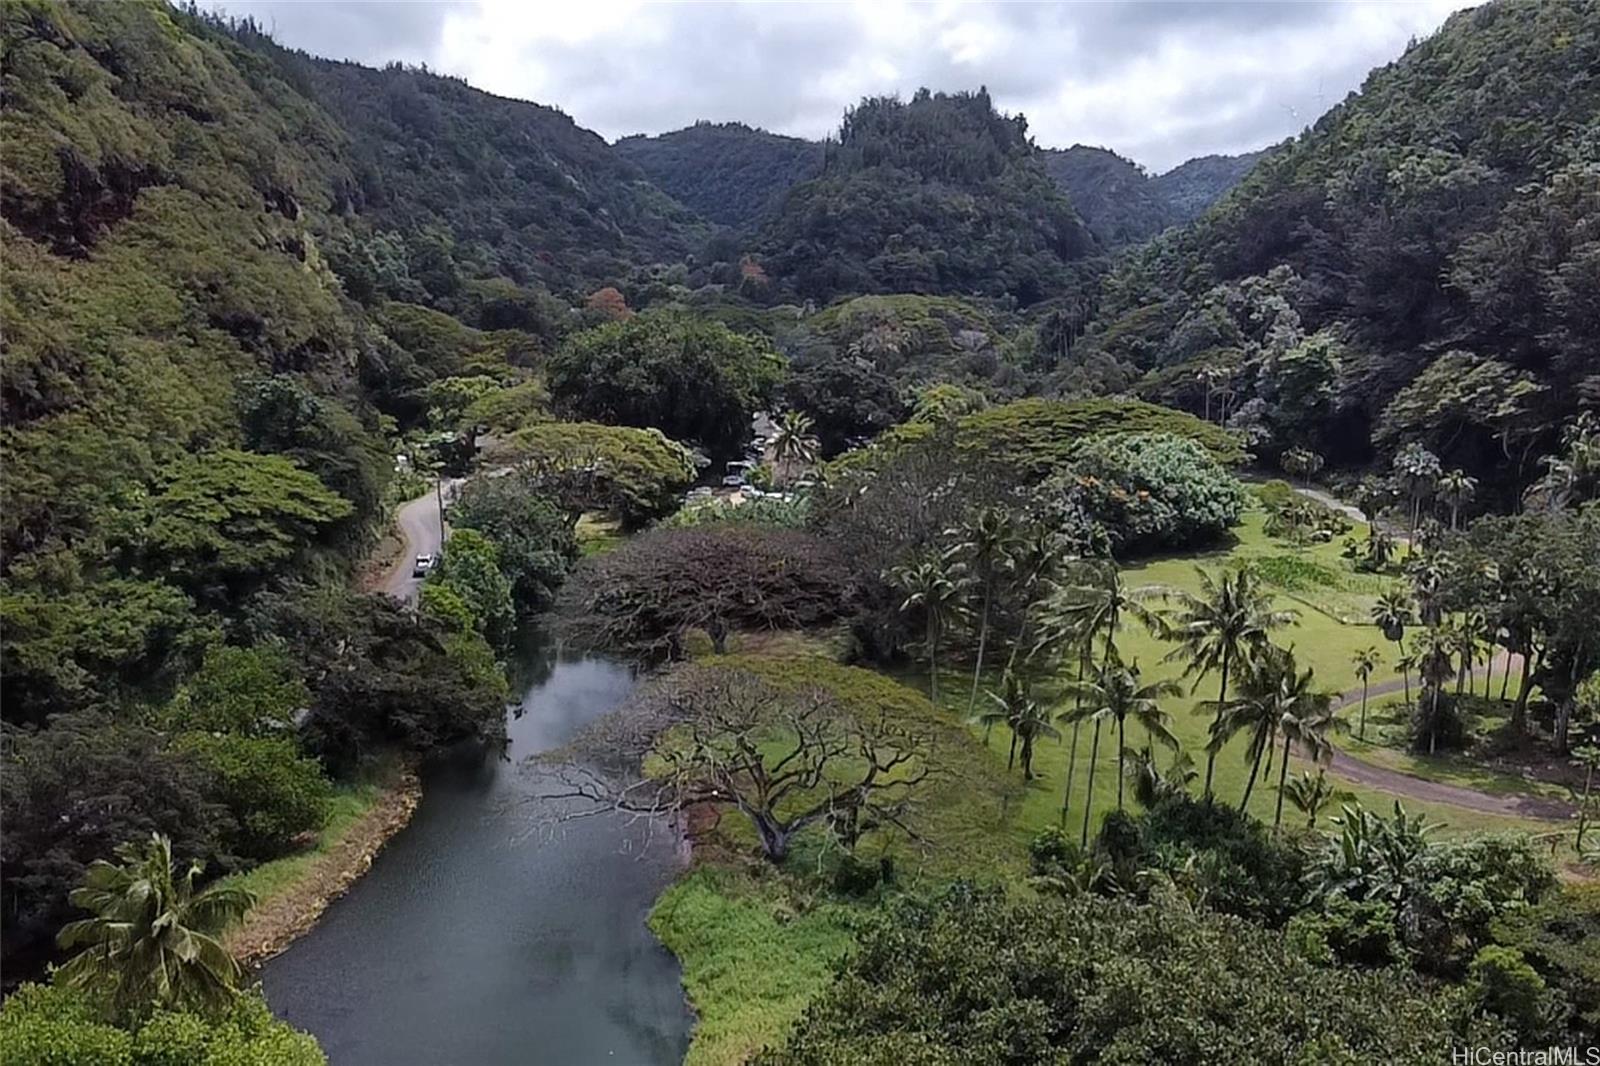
[228,771,423,966]
[1326,657,1573,821]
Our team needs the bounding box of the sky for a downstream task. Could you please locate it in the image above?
[208,0,1471,173]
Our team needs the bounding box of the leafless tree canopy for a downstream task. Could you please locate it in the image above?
[552,525,859,658]
[535,663,939,862]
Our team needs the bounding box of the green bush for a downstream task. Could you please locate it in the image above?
[176,734,332,860]
[0,984,325,1066]
[1035,433,1246,556]
[1287,897,1404,967]
[448,472,578,612]
[1490,884,1600,1042]
[1469,946,1560,1043]
[660,495,811,530]
[163,644,309,737]
[504,421,697,528]
[422,528,514,646]
[762,885,1496,1064]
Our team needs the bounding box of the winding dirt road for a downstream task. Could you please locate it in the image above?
[1326,660,1573,821]
[375,481,456,603]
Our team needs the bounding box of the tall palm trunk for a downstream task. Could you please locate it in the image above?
[1429,681,1443,755]
[1359,677,1369,740]
[1273,731,1293,829]
[1060,721,1081,825]
[970,579,993,733]
[1396,638,1411,705]
[1513,648,1533,732]
[1080,719,1102,848]
[1240,728,1268,811]
[1202,646,1230,801]
[1116,715,1127,810]
[926,616,940,705]
[1007,728,1019,771]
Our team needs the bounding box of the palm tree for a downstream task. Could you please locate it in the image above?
[1040,559,1167,670]
[1271,680,1343,830]
[999,524,1069,680]
[1127,746,1198,809]
[1163,566,1297,800]
[1350,646,1381,740]
[1062,653,1181,816]
[887,554,966,705]
[1280,770,1355,829]
[1449,612,1487,697]
[1372,590,1413,705]
[770,410,820,487]
[56,833,254,1015]
[976,674,1059,779]
[1392,442,1441,554]
[1414,624,1456,755]
[1571,744,1600,850]
[1438,469,1478,531]
[1059,696,1113,848]
[1208,644,1319,814]
[947,507,1021,724]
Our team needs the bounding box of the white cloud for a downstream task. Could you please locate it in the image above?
[209,0,1472,171]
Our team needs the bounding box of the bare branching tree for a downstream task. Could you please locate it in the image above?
[534,665,938,863]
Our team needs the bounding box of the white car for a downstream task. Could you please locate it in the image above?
[412,553,436,578]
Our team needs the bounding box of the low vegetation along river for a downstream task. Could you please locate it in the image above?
[262,644,693,1065]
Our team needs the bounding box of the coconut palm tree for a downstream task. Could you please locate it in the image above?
[1438,469,1478,531]
[1372,590,1413,705]
[1271,681,1343,830]
[1280,769,1355,829]
[999,524,1070,680]
[770,410,820,487]
[1059,696,1114,848]
[1039,559,1167,671]
[1163,566,1297,800]
[1207,644,1315,814]
[946,507,1022,724]
[1061,653,1181,816]
[976,673,1059,779]
[56,833,254,1015]
[887,554,967,705]
[1126,746,1198,809]
[1350,646,1381,740]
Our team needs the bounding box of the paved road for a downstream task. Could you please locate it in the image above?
[1325,656,1573,821]
[377,481,455,603]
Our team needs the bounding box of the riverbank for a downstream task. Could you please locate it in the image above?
[225,767,422,966]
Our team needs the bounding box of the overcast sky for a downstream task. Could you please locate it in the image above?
[210,0,1470,173]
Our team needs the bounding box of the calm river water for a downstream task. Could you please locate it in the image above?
[263,645,693,1065]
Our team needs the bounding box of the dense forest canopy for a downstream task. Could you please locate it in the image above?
[754,89,1098,307]
[614,121,825,230]
[1039,145,1262,247]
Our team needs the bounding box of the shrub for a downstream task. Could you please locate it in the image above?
[162,644,308,737]
[421,528,514,645]
[1469,946,1560,1043]
[762,885,1495,1064]
[176,734,333,860]
[1490,884,1600,1042]
[0,984,327,1066]
[448,472,578,611]
[1287,897,1404,968]
[660,495,811,530]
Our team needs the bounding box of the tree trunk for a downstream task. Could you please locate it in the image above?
[1116,716,1127,811]
[1203,647,1230,801]
[1021,732,1036,780]
[927,617,939,705]
[1359,679,1369,740]
[971,582,992,734]
[1081,720,1102,848]
[1429,682,1442,755]
[753,815,790,863]
[1397,639,1411,706]
[1007,728,1019,772]
[1500,651,1513,703]
[1273,732,1293,829]
[1060,721,1081,825]
[1512,648,1533,732]
[1240,731,1267,811]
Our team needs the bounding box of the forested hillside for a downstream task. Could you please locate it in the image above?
[615,121,824,230]
[1078,0,1598,503]
[1150,150,1266,221]
[754,89,1098,306]
[1039,145,1178,246]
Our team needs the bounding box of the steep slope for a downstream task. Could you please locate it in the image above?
[1,0,387,571]
[614,121,823,230]
[1039,145,1178,246]
[1080,0,1599,497]
[1151,150,1265,222]
[228,29,707,295]
[755,89,1098,307]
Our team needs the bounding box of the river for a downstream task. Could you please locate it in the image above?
[262,644,694,1065]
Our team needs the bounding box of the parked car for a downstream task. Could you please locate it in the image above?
[412,553,436,578]
[721,473,746,488]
